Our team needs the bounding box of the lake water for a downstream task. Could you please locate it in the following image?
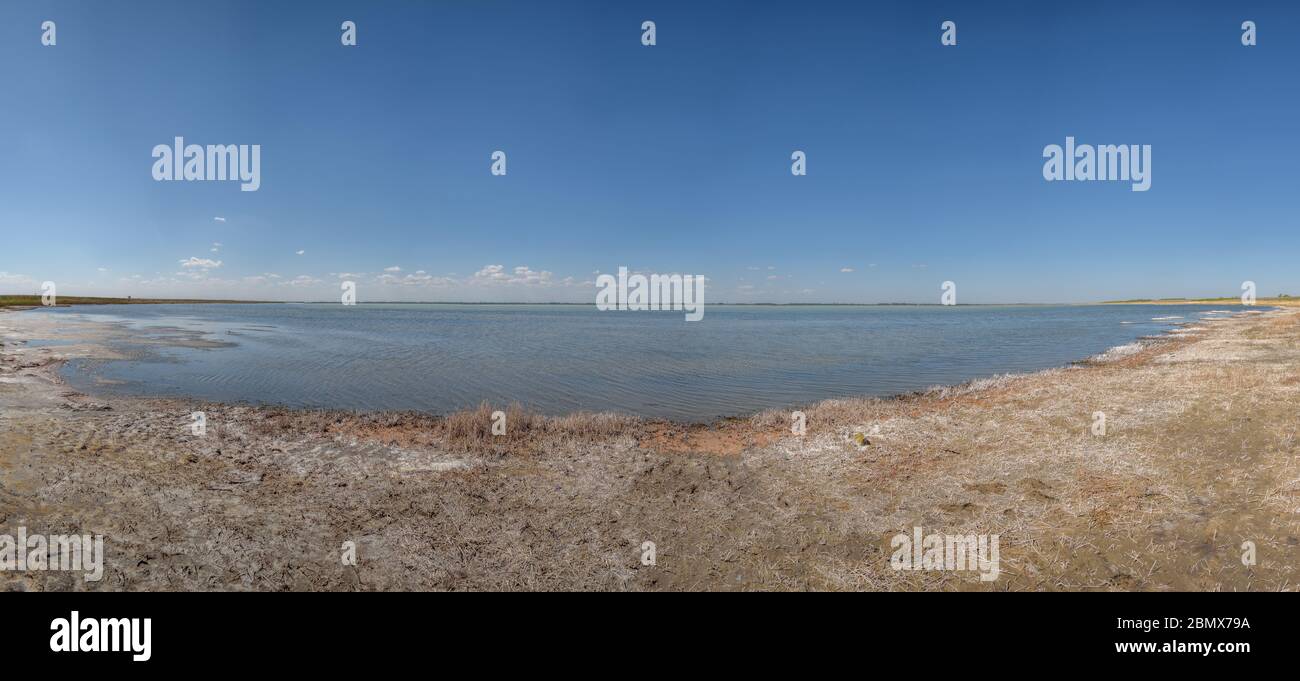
[28,303,1250,421]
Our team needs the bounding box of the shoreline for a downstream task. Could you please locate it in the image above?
[0,302,1212,438]
[1102,298,1300,307]
[2,305,1297,590]
[0,303,1253,426]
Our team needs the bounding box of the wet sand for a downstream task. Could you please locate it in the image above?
[1,307,1297,591]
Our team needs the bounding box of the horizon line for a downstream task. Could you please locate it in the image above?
[4,294,1276,307]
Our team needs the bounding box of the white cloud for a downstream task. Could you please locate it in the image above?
[472,264,555,286]
[840,267,855,273]
[296,250,305,256]
[213,216,226,223]
[179,257,222,269]
[474,264,508,281]
[384,266,402,272]
[513,266,556,286]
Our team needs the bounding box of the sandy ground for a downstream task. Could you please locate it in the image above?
[1,307,1297,591]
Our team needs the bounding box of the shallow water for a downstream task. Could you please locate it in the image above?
[29,303,1253,421]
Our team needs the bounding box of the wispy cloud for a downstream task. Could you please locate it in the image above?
[213,216,226,223]
[840,267,855,273]
[379,270,456,287]
[179,257,222,269]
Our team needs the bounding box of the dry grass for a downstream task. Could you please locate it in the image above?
[246,401,637,455]
[2,307,1297,591]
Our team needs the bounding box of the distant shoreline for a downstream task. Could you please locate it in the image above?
[1102,297,1299,307]
[4,294,1295,309]
[0,295,275,309]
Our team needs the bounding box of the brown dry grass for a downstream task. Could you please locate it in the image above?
[247,401,637,455]
[2,307,1297,591]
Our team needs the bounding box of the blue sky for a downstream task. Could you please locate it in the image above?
[1,0,1297,303]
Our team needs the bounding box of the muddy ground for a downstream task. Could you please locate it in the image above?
[1,307,1297,590]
